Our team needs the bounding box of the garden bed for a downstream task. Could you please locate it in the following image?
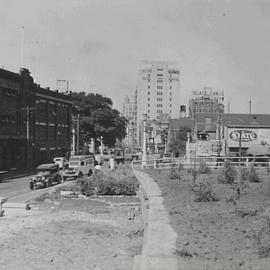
[146,167,270,269]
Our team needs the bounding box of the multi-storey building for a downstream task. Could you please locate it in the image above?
[135,61,180,145]
[0,68,72,171]
[122,96,137,146]
[189,87,224,118]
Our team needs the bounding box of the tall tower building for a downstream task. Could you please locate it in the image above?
[135,61,180,144]
[189,87,224,118]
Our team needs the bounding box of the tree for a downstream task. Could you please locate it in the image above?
[70,92,127,148]
[168,127,192,157]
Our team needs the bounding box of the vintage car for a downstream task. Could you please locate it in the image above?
[29,163,62,190]
[62,155,95,181]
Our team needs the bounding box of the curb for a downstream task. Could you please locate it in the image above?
[132,169,178,270]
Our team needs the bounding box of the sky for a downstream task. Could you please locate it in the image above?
[0,0,269,114]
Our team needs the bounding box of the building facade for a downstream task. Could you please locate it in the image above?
[135,61,180,144]
[0,68,72,171]
[189,87,224,118]
[122,96,137,146]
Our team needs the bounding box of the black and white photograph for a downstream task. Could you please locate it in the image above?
[0,0,270,269]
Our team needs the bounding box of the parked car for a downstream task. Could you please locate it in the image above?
[62,155,95,181]
[29,163,62,190]
[53,157,69,170]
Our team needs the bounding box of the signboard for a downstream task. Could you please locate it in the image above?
[227,128,270,148]
[186,140,222,158]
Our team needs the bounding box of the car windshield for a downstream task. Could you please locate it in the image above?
[69,161,80,167]
[37,169,50,173]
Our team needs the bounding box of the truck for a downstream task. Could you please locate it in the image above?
[62,155,95,181]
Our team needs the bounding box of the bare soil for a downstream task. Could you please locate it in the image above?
[147,168,270,270]
[0,196,143,270]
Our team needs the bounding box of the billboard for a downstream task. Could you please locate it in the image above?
[186,140,222,157]
[226,128,270,148]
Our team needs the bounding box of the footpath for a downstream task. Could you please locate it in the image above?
[133,169,178,270]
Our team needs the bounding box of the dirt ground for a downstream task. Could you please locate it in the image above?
[147,167,270,270]
[0,196,143,270]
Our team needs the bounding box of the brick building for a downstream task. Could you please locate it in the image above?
[0,68,72,171]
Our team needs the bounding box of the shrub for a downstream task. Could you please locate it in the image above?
[97,180,136,196]
[248,166,260,182]
[170,168,180,179]
[197,161,211,174]
[218,161,237,184]
[193,181,219,202]
[240,167,249,181]
[77,177,95,196]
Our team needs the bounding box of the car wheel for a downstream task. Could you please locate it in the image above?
[88,170,92,176]
[29,182,34,190]
[44,182,49,188]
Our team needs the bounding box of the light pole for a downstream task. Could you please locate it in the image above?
[141,113,147,169]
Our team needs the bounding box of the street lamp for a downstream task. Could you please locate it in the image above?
[141,113,147,169]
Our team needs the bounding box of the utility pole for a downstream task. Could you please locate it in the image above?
[76,114,80,155]
[72,129,76,156]
[21,26,25,68]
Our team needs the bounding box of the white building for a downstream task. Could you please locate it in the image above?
[135,61,181,144]
[122,96,137,146]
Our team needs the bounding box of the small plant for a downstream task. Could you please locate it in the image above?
[240,167,249,181]
[217,161,237,184]
[193,181,219,202]
[170,168,180,179]
[248,166,260,182]
[197,161,211,174]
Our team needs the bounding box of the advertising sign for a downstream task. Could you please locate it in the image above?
[186,140,222,157]
[227,128,270,147]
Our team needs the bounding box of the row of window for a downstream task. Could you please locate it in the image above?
[1,115,15,124]
[1,88,18,97]
[148,85,173,89]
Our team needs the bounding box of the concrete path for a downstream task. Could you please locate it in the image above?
[133,169,178,270]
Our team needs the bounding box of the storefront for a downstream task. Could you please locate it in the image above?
[224,127,270,156]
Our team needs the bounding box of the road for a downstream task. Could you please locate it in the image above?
[0,174,58,203]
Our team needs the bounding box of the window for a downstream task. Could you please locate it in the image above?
[148,109,150,113]
[170,98,172,102]
[148,97,150,101]
[157,98,163,101]
[148,104,150,107]
[170,104,172,107]
[148,91,150,95]
[157,69,163,71]
[170,86,172,90]
[170,92,172,95]
[157,73,163,77]
[157,92,163,95]
[157,104,163,107]
[157,85,163,89]
[157,109,163,113]
[148,85,150,89]
[157,79,163,83]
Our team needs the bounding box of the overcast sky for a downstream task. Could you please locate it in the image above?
[0,0,269,114]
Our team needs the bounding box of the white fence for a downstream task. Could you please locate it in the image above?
[132,156,270,175]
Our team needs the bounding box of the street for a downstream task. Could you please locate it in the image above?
[0,175,56,203]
